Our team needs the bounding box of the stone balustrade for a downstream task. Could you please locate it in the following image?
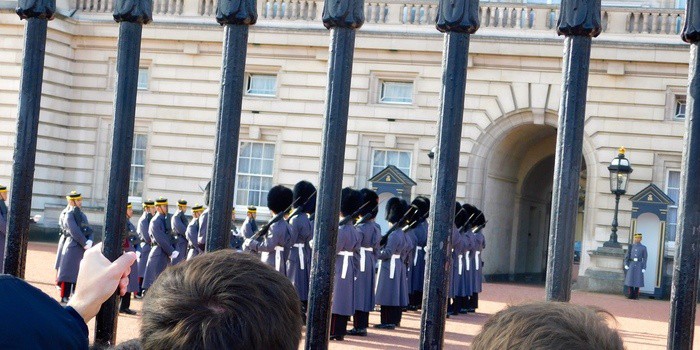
[67,0,687,36]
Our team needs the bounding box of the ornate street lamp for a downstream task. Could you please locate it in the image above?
[604,147,633,248]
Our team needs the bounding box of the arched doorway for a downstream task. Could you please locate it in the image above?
[464,110,589,282]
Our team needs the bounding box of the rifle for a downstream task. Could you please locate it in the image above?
[379,205,418,247]
[286,191,317,223]
[470,212,487,233]
[354,204,378,227]
[250,197,301,241]
[402,211,429,232]
[459,212,477,233]
[338,200,372,226]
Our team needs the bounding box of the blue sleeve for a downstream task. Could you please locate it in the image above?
[66,211,88,246]
[64,306,89,338]
[198,212,209,246]
[172,213,187,235]
[0,208,6,235]
[152,218,175,255]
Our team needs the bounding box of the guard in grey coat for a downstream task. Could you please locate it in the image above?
[624,233,648,300]
[143,197,179,290]
[374,197,410,330]
[468,206,487,311]
[54,205,70,272]
[136,199,155,297]
[287,181,316,308]
[197,207,209,252]
[330,188,362,341]
[120,202,139,315]
[0,186,8,270]
[57,191,93,303]
[246,185,293,275]
[186,204,205,259]
[448,203,469,315]
[348,188,381,337]
[408,197,430,310]
[170,199,189,265]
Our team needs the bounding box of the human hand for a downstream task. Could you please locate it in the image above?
[68,243,137,323]
[136,251,141,259]
[84,240,93,250]
[624,265,629,270]
[170,250,179,260]
[242,239,252,250]
[642,269,646,273]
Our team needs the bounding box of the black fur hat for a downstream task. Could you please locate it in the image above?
[411,196,430,221]
[462,203,479,228]
[340,187,362,217]
[359,188,379,218]
[386,197,407,224]
[454,202,468,227]
[472,207,486,228]
[293,181,316,212]
[267,185,293,214]
[203,181,211,206]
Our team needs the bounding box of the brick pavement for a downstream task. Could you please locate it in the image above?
[23,242,700,349]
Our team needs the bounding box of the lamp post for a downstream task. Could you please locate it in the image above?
[603,147,633,248]
[428,146,436,179]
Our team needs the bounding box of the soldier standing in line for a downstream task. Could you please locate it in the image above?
[287,180,316,316]
[135,199,155,299]
[348,188,381,337]
[143,197,179,291]
[57,191,94,303]
[230,208,245,250]
[408,196,430,311]
[330,188,362,341]
[0,185,8,268]
[244,185,293,275]
[448,203,468,316]
[241,206,258,239]
[170,199,189,265]
[624,233,647,300]
[459,203,477,313]
[186,204,205,259]
[468,207,487,312]
[374,197,410,330]
[120,202,139,315]
[54,201,71,280]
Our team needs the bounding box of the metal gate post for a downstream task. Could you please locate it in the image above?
[305,1,364,348]
[418,0,478,347]
[94,0,152,345]
[668,3,700,347]
[205,0,257,252]
[3,0,55,276]
[544,0,601,302]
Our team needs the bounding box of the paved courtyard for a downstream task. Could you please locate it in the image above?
[23,242,700,349]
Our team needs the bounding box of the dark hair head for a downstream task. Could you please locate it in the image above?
[292,181,316,212]
[472,302,624,350]
[359,188,379,218]
[340,187,362,217]
[385,197,407,224]
[267,185,293,214]
[141,250,302,350]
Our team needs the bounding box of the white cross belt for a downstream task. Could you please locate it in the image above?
[338,251,354,279]
[360,247,373,272]
[293,243,305,270]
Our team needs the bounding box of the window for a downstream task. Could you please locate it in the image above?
[137,68,149,90]
[129,134,148,200]
[380,81,413,104]
[675,96,686,119]
[246,74,277,96]
[236,142,275,206]
[666,170,681,242]
[372,150,411,177]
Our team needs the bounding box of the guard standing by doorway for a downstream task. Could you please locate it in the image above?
[624,233,647,300]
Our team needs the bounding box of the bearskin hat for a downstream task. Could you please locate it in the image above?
[411,196,430,221]
[293,181,316,212]
[386,197,407,224]
[462,203,479,228]
[359,188,379,219]
[203,181,211,206]
[454,202,468,227]
[472,207,486,228]
[267,185,294,214]
[340,187,362,217]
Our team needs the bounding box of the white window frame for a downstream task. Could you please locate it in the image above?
[379,80,414,104]
[128,133,148,203]
[674,95,686,120]
[234,141,276,208]
[137,67,150,90]
[665,169,681,243]
[371,149,412,177]
[245,74,278,97]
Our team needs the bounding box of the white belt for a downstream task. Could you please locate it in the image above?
[360,247,373,272]
[414,246,423,266]
[633,258,638,262]
[294,243,305,270]
[390,254,401,279]
[261,246,285,271]
[458,254,464,275]
[475,251,480,271]
[338,251,353,279]
[465,251,471,271]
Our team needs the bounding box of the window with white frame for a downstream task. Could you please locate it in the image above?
[674,95,686,119]
[379,81,413,104]
[137,68,149,90]
[372,150,412,177]
[246,74,277,96]
[129,134,148,200]
[666,170,681,242]
[236,142,275,206]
